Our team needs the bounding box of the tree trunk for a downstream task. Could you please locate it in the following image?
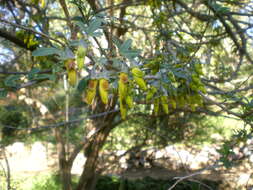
[55,128,72,190]
[75,119,113,190]
[3,147,11,190]
[59,159,72,190]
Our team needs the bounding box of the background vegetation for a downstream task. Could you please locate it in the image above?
[0,0,253,189]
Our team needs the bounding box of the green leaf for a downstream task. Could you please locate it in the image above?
[49,74,56,81]
[58,48,75,60]
[120,39,132,51]
[77,78,88,92]
[114,38,141,60]
[92,31,103,37]
[32,47,62,57]
[76,21,86,32]
[4,75,21,87]
[52,63,64,73]
[0,90,7,98]
[112,37,121,49]
[72,16,83,22]
[212,3,230,14]
[86,18,102,35]
[173,69,189,80]
[97,57,107,67]
[34,74,54,80]
[120,49,141,60]
[69,39,87,47]
[76,18,103,36]
[28,68,40,80]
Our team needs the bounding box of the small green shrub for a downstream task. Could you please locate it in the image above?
[30,173,61,190]
[96,176,220,190]
[3,173,220,190]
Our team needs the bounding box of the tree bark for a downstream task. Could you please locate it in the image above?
[3,147,11,190]
[75,119,114,190]
[54,128,72,190]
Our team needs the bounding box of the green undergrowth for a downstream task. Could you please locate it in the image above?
[0,173,220,190]
[96,176,220,190]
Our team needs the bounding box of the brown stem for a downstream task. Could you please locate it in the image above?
[0,19,64,46]
[75,120,114,190]
[54,128,72,190]
[58,0,77,40]
[0,28,37,51]
[3,147,11,190]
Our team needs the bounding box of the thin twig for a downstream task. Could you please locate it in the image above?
[168,164,221,190]
[0,69,51,75]
[1,109,119,132]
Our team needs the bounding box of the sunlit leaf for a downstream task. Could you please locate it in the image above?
[86,18,103,35]
[59,48,75,60]
[28,68,40,80]
[120,39,132,51]
[4,75,21,87]
[120,49,141,60]
[32,47,62,57]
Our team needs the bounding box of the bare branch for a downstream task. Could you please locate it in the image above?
[58,0,76,39]
[168,163,221,190]
[0,69,51,75]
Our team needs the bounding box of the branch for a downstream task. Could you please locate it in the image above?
[84,0,111,56]
[0,19,65,47]
[0,78,51,91]
[95,0,146,13]
[168,163,221,190]
[0,69,51,75]
[200,92,242,118]
[204,1,253,64]
[173,0,215,22]
[58,0,76,39]
[3,148,11,190]
[0,28,36,51]
[16,79,48,90]
[86,0,101,11]
[1,109,119,132]
[68,142,84,167]
[116,0,129,37]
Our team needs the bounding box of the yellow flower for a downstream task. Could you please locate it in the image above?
[153,98,160,115]
[133,76,147,91]
[118,72,128,100]
[146,86,157,101]
[120,100,127,120]
[76,46,87,70]
[84,79,98,105]
[68,69,77,86]
[160,96,169,114]
[131,67,147,91]
[99,78,109,104]
[126,95,133,108]
[131,67,144,78]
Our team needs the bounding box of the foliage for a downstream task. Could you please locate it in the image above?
[96,176,220,190]
[105,111,242,153]
[2,173,220,190]
[30,173,62,190]
[0,104,29,145]
[0,0,253,189]
[218,126,252,168]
